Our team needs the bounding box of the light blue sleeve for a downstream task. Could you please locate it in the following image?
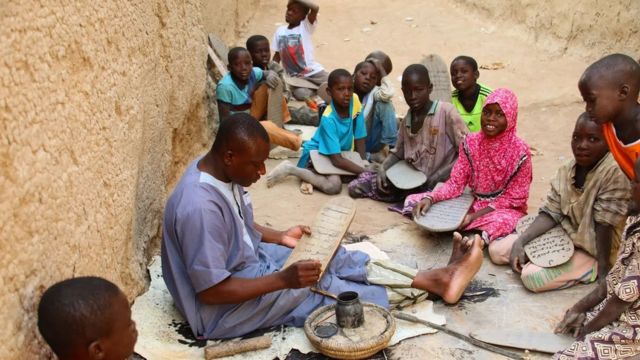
[216,81,235,104]
[317,118,342,155]
[253,67,264,81]
[353,110,367,140]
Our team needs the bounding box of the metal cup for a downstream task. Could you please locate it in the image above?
[335,291,364,328]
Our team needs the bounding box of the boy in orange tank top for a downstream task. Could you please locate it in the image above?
[578,54,640,179]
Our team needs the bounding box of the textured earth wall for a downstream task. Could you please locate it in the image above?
[454,0,640,61]
[201,0,261,45]
[0,0,215,358]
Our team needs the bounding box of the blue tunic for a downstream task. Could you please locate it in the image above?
[161,158,388,339]
[297,96,367,168]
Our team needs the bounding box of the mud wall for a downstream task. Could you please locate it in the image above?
[0,0,214,358]
[454,0,640,61]
[201,0,261,45]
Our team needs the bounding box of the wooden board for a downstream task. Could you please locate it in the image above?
[208,34,229,66]
[421,54,452,103]
[207,45,228,79]
[415,189,474,232]
[310,150,367,175]
[282,197,356,278]
[470,330,575,354]
[386,160,427,190]
[516,216,575,268]
[284,73,320,89]
[284,124,316,142]
[267,82,285,127]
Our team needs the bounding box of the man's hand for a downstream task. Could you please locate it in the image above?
[376,170,390,194]
[555,308,586,337]
[280,260,321,288]
[265,70,281,89]
[412,197,432,218]
[509,238,527,273]
[280,225,311,248]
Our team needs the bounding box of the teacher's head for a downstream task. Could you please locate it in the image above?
[212,113,270,187]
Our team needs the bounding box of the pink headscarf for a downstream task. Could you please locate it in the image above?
[465,88,530,196]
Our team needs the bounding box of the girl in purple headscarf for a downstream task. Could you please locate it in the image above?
[410,88,532,243]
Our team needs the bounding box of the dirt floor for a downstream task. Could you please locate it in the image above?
[232,0,593,358]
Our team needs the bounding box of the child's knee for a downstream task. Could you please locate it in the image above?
[292,87,313,101]
[487,236,515,265]
[325,181,343,195]
[520,265,545,293]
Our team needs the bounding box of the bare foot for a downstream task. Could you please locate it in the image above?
[442,236,484,303]
[449,232,465,265]
[300,181,314,195]
[266,160,293,188]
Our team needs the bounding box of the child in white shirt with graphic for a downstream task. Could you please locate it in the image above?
[272,0,328,101]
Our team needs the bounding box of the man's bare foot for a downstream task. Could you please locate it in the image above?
[449,232,466,265]
[442,236,484,303]
[300,181,314,195]
[266,160,293,188]
[412,235,483,304]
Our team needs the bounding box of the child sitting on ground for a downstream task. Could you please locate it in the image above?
[365,50,396,103]
[579,53,640,179]
[450,55,492,132]
[352,59,398,163]
[491,113,630,293]
[348,64,468,203]
[554,157,640,359]
[246,34,289,98]
[216,47,302,150]
[412,88,532,243]
[272,0,328,101]
[266,69,368,195]
[38,276,138,360]
[246,34,319,126]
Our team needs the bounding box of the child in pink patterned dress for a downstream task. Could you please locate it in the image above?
[410,88,533,243]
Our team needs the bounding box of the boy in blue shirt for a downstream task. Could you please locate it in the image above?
[353,59,398,163]
[266,69,368,195]
[216,47,301,150]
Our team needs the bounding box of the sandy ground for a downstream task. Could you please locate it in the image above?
[225,0,594,358]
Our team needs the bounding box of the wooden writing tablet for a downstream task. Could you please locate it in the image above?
[470,329,574,354]
[282,197,356,278]
[516,216,574,268]
[310,150,367,175]
[414,190,474,232]
[421,54,451,103]
[386,160,427,190]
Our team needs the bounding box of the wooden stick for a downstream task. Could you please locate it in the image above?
[393,312,525,360]
[310,287,338,300]
[204,335,272,359]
